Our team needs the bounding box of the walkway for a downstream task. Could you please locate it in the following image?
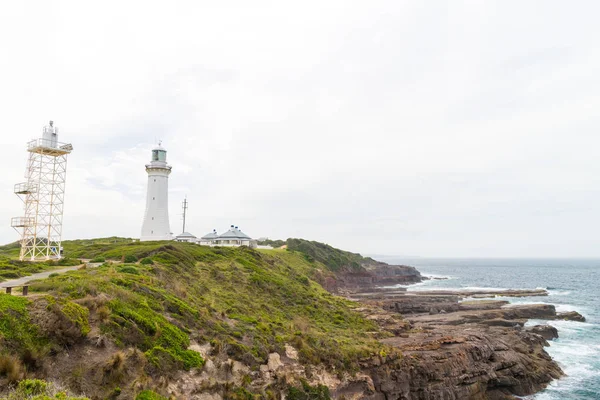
[0,264,87,289]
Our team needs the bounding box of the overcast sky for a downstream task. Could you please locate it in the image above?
[1,1,599,257]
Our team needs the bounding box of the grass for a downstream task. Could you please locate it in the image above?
[0,379,90,399]
[284,238,375,271]
[0,257,81,283]
[135,390,167,400]
[0,237,392,397]
[0,242,82,283]
[0,294,45,353]
[287,380,331,400]
[26,240,384,372]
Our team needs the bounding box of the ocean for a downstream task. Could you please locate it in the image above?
[375,257,600,400]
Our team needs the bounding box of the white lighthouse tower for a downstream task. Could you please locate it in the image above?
[140,143,173,241]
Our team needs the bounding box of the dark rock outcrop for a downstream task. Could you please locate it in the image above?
[334,262,422,290]
[344,285,587,399]
[525,325,559,341]
[556,311,586,322]
[365,327,562,400]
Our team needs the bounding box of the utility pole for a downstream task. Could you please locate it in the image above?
[182,197,188,233]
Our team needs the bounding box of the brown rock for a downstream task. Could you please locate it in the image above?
[556,311,586,322]
[525,325,559,341]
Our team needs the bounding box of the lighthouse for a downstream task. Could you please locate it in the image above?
[11,121,73,260]
[140,143,173,241]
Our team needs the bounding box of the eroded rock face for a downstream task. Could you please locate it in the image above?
[556,311,586,322]
[383,294,462,315]
[344,287,587,400]
[135,294,579,400]
[525,325,559,341]
[334,263,423,290]
[368,327,562,400]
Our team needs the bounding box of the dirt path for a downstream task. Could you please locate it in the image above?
[0,263,97,288]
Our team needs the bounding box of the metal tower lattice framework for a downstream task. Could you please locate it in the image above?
[11,128,73,261]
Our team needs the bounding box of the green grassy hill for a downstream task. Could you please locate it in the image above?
[285,238,377,271]
[0,239,391,399]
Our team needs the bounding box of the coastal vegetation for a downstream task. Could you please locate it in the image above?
[0,238,386,398]
[0,379,89,399]
[256,238,376,272]
[0,251,81,283]
[285,238,374,271]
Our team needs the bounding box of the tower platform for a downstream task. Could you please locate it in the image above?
[28,139,73,156]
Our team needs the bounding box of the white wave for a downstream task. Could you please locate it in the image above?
[408,285,510,292]
[534,347,600,399]
[422,273,454,280]
[462,286,512,291]
[461,286,546,292]
[549,340,599,358]
[548,290,572,296]
[408,285,549,294]
[553,303,590,314]
[381,281,428,289]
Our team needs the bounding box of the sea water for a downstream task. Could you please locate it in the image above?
[375,257,600,400]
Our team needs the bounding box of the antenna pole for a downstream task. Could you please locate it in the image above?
[182,197,188,233]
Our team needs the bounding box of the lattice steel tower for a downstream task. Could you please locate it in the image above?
[11,121,73,261]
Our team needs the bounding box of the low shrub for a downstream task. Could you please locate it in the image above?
[97,305,110,321]
[0,354,23,382]
[139,258,154,265]
[0,294,44,352]
[104,352,125,374]
[0,271,19,279]
[135,390,168,400]
[3,378,91,399]
[59,301,91,336]
[287,381,331,400]
[144,346,204,372]
[44,298,91,343]
[118,266,139,275]
[55,258,82,266]
[123,255,138,263]
[17,378,47,395]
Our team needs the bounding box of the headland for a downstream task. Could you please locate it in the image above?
[0,238,585,399]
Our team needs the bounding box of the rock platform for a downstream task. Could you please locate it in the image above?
[337,286,585,399]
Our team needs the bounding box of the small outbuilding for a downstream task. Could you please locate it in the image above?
[175,232,197,243]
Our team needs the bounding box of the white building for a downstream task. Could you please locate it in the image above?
[199,229,219,246]
[140,144,173,241]
[175,232,197,243]
[200,225,257,248]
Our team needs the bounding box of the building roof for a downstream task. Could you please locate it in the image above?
[217,225,252,240]
[201,230,219,240]
[176,232,196,239]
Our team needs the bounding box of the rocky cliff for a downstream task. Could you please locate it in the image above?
[283,238,423,291]
[338,288,584,400]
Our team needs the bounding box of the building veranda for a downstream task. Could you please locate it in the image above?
[176,225,258,248]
